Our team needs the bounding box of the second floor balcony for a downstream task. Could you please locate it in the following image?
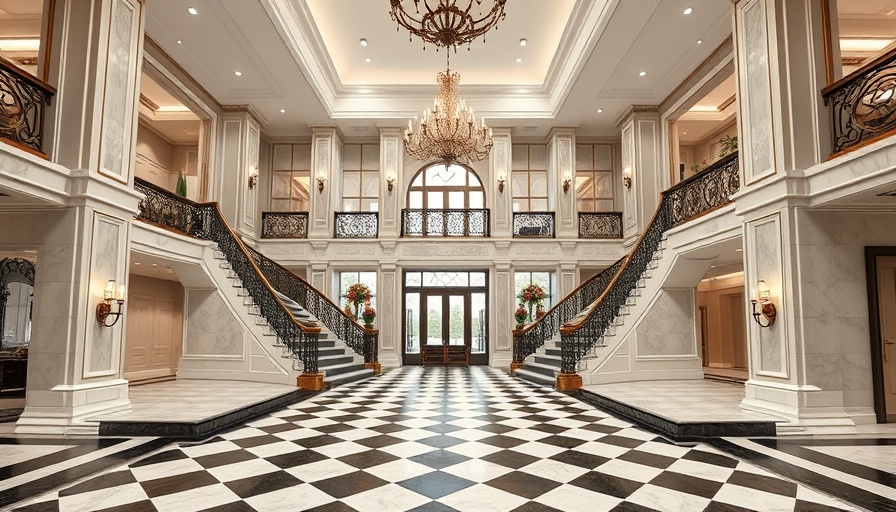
[401,209,490,237]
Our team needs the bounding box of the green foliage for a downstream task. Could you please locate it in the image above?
[176,171,187,198]
[717,135,738,158]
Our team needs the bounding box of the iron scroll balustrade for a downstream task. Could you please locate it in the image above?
[134,178,322,374]
[401,208,490,237]
[334,212,379,238]
[245,245,378,365]
[821,47,896,156]
[512,256,624,367]
[261,211,309,239]
[0,55,56,156]
[512,212,555,238]
[578,212,624,239]
[558,153,740,377]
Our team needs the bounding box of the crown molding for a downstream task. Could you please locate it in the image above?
[222,104,269,126]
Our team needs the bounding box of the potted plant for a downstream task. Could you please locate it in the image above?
[517,284,546,323]
[343,283,372,320]
[361,302,376,328]
[717,135,738,158]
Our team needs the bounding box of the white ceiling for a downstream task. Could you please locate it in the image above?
[144,0,733,139]
[139,73,202,144]
[305,0,576,86]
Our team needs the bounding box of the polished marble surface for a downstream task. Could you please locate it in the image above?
[89,380,299,423]
[8,368,857,511]
[583,379,783,423]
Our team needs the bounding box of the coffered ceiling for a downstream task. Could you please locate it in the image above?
[144,0,733,139]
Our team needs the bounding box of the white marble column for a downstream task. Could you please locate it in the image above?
[492,261,513,369]
[309,127,341,239]
[218,106,262,235]
[617,107,661,240]
[378,262,400,368]
[547,128,577,238]
[491,129,512,237]
[17,0,146,434]
[379,128,403,238]
[735,0,859,426]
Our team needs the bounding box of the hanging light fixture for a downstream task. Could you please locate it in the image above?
[389,0,507,52]
[404,68,493,166]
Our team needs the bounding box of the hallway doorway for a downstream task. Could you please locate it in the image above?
[869,251,896,422]
[403,271,488,365]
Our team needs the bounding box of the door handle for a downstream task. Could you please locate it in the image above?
[886,339,896,363]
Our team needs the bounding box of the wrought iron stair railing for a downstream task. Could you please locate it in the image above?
[133,178,322,374]
[559,152,740,376]
[512,256,624,366]
[245,245,378,365]
[401,208,490,237]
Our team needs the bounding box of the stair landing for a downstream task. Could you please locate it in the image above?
[91,380,316,439]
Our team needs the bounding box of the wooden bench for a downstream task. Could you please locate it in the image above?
[422,345,469,367]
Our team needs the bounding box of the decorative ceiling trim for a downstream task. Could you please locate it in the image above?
[259,0,616,120]
[222,104,269,125]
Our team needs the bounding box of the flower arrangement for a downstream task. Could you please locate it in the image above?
[362,303,376,328]
[514,304,528,329]
[343,283,373,319]
[516,284,547,325]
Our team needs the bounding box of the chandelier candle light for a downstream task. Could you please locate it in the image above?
[389,0,507,53]
[405,68,493,167]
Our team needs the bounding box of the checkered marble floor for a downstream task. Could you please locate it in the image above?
[12,367,856,511]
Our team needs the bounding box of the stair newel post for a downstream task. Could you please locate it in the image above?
[363,328,381,374]
[510,327,524,374]
[297,328,324,391]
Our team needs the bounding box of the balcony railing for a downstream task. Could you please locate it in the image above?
[578,212,623,238]
[558,153,740,376]
[0,56,56,157]
[261,211,309,239]
[401,209,490,237]
[513,212,555,238]
[822,46,896,155]
[334,212,378,238]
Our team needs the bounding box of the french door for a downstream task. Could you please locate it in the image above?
[403,270,488,365]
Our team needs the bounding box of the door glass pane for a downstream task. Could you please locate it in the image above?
[448,295,464,346]
[406,272,422,287]
[343,171,361,196]
[471,292,486,354]
[469,191,484,209]
[342,198,360,212]
[409,191,423,209]
[448,191,465,208]
[361,173,379,197]
[406,293,420,354]
[428,191,444,209]
[470,272,486,287]
[511,173,528,198]
[426,295,443,346]
[272,172,291,198]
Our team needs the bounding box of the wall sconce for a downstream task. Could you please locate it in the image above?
[750,280,777,327]
[386,175,395,194]
[497,175,506,193]
[248,167,259,189]
[317,176,326,193]
[96,279,126,327]
[562,174,572,194]
[622,167,632,190]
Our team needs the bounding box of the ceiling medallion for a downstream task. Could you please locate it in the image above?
[404,68,493,167]
[389,0,507,52]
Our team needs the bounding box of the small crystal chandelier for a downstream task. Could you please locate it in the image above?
[405,68,493,166]
[389,0,507,52]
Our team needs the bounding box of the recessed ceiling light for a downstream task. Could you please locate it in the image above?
[519,38,527,47]
[516,58,522,63]
[187,7,197,15]
[152,263,158,267]
[697,39,703,44]
[639,71,647,76]
[597,108,603,113]
[134,262,141,266]
[280,109,286,113]
[735,248,743,252]
[359,88,370,94]
[234,71,242,76]
[360,38,368,46]
[365,58,371,63]
[683,7,693,15]
[176,39,183,44]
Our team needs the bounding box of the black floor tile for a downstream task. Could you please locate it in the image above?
[549,450,610,470]
[484,471,562,499]
[398,471,475,499]
[311,471,389,500]
[141,470,220,498]
[649,471,724,500]
[224,469,303,499]
[726,470,798,498]
[408,450,470,470]
[568,471,644,499]
[194,450,258,469]
[337,449,400,469]
[265,449,329,470]
[480,449,540,470]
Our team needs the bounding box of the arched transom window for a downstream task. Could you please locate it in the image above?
[407,163,485,210]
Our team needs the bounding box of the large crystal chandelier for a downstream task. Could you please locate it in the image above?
[404,68,493,166]
[389,0,507,52]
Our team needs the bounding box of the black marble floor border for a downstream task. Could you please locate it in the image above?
[571,389,777,440]
[710,438,896,512]
[0,437,170,509]
[98,389,319,440]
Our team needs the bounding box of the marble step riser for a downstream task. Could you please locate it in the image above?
[326,370,375,386]
[318,356,356,367]
[323,363,369,378]
[521,363,556,378]
[514,371,554,386]
[534,356,561,368]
